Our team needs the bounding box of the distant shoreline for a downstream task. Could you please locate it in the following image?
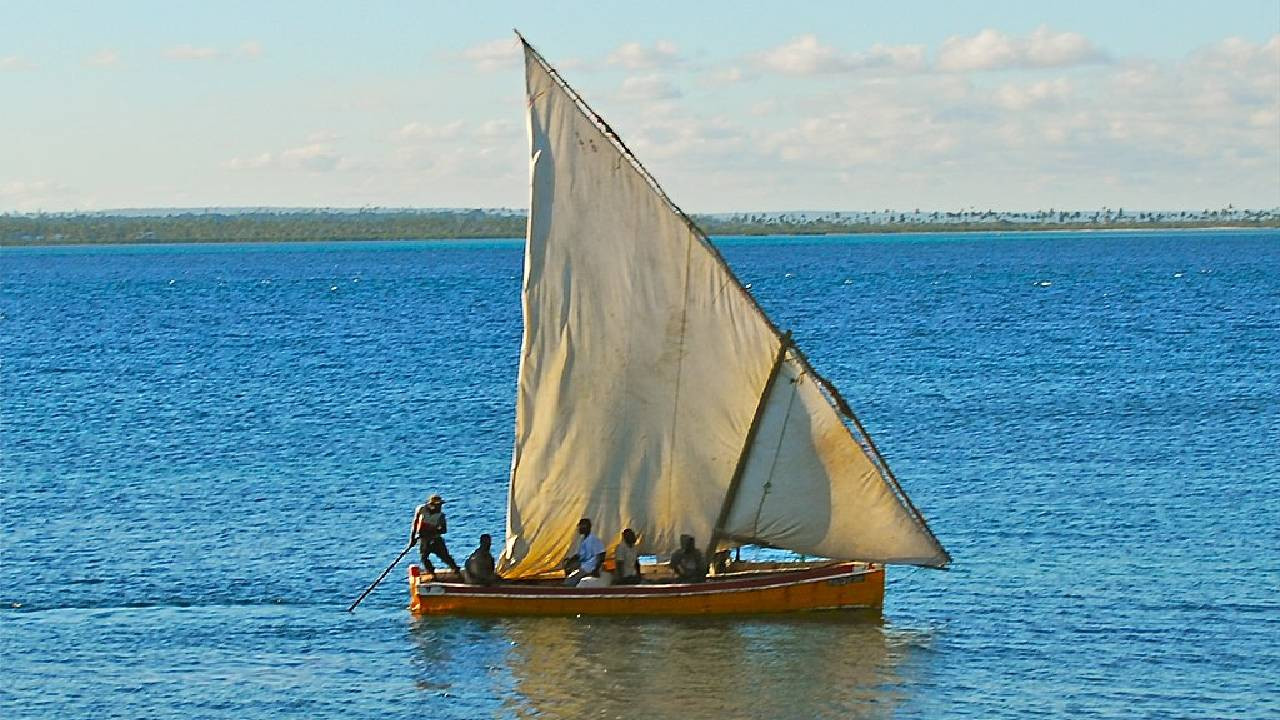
[2,209,1276,246]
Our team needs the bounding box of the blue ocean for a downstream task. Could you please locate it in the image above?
[2,229,1277,719]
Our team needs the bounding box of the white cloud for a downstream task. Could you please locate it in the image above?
[938,29,1020,72]
[224,142,345,173]
[163,42,263,62]
[868,44,930,72]
[0,55,36,71]
[758,35,844,74]
[474,119,516,140]
[607,40,681,70]
[388,117,522,181]
[223,152,274,170]
[0,180,78,211]
[618,74,682,101]
[1250,107,1278,129]
[733,32,1275,209]
[1023,26,1104,67]
[611,109,749,171]
[994,78,1074,111]
[936,26,1105,72]
[461,37,520,72]
[756,35,927,75]
[1185,34,1277,71]
[279,143,342,172]
[397,120,466,141]
[395,118,519,146]
[17,27,1271,214]
[165,45,221,61]
[614,73,686,101]
[85,49,121,68]
[703,65,747,86]
[750,99,778,116]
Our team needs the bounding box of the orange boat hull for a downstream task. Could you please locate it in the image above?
[409,562,884,616]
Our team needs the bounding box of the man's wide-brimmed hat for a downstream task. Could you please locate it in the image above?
[428,494,445,505]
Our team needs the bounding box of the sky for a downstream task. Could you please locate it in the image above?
[1,1,1278,213]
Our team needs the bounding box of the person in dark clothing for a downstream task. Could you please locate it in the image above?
[463,533,499,586]
[410,494,459,576]
[669,534,706,583]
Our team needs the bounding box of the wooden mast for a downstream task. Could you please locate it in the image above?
[705,331,792,569]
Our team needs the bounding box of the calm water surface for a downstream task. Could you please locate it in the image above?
[2,230,1278,718]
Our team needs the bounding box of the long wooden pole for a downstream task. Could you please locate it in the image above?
[705,331,792,568]
[346,542,415,612]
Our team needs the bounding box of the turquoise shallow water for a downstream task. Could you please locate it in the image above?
[2,230,1278,718]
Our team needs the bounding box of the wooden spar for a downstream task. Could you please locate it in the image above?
[706,331,792,566]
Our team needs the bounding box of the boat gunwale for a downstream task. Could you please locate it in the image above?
[416,561,875,599]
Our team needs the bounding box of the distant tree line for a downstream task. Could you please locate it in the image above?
[697,206,1280,235]
[0,210,526,245]
[2,206,1276,245]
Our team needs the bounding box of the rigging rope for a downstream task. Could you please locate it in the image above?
[750,361,803,539]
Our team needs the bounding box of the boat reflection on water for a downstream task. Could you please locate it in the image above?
[410,611,921,719]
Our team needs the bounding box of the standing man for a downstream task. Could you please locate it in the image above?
[563,518,605,586]
[411,494,460,577]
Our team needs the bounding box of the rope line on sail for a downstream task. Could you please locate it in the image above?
[516,31,950,568]
[750,364,802,540]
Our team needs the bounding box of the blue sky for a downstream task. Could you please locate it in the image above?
[2,1,1277,212]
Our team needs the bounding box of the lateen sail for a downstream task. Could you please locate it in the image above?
[500,37,949,578]
[721,350,949,566]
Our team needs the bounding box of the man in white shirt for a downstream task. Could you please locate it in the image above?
[614,528,641,584]
[564,518,605,586]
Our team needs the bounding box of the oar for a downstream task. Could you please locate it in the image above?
[347,542,415,612]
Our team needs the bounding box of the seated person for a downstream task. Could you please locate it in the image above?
[613,528,642,585]
[463,533,499,586]
[711,548,732,574]
[669,534,706,583]
[563,518,605,586]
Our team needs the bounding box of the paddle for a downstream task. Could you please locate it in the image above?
[347,542,415,612]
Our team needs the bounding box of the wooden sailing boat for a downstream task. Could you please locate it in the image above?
[409,33,949,616]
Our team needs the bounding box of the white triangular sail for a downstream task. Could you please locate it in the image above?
[720,351,949,566]
[499,37,948,577]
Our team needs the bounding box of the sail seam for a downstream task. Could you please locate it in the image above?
[664,232,695,522]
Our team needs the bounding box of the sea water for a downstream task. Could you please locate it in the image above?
[2,230,1277,719]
